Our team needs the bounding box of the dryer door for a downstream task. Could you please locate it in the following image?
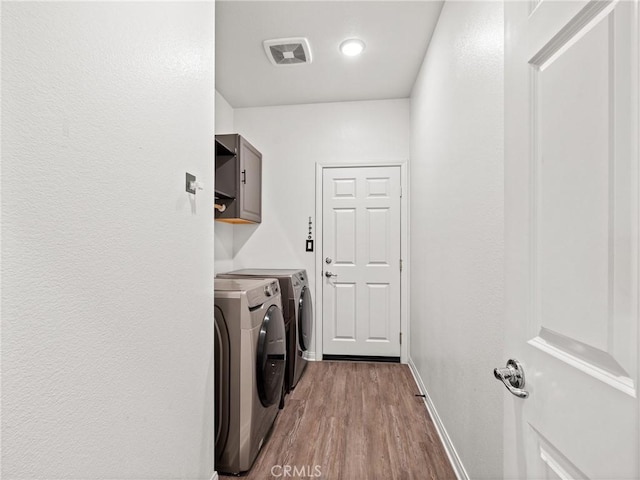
[298,286,313,352]
[214,306,230,460]
[256,305,286,407]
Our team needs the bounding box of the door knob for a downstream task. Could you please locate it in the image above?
[493,359,529,399]
[325,271,338,278]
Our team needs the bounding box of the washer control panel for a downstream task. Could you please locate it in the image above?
[245,279,281,308]
[264,282,279,297]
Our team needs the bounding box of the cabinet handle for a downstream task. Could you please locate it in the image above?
[241,169,246,184]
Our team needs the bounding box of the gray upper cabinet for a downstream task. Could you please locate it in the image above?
[215,134,262,224]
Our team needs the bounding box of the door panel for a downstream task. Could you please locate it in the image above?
[367,208,391,264]
[531,2,637,387]
[505,1,639,478]
[367,283,390,340]
[334,283,356,340]
[322,166,401,357]
[334,209,357,265]
[334,177,356,197]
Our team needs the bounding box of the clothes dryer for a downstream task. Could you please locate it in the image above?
[217,269,312,390]
[214,278,286,474]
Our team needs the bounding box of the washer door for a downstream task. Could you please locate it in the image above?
[298,286,313,352]
[214,306,230,460]
[256,305,286,407]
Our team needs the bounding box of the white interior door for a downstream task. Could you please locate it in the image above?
[504,1,639,478]
[322,166,401,357]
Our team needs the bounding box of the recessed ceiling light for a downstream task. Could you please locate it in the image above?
[340,38,365,57]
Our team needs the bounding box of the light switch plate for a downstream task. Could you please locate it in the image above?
[186,172,196,194]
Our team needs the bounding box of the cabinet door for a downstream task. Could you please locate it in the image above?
[238,136,261,223]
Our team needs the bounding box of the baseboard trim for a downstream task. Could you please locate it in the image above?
[407,357,470,480]
[209,471,218,480]
[303,350,319,361]
[323,354,400,363]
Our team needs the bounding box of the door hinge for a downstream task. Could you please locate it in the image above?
[400,187,403,198]
[400,332,402,345]
[400,259,403,272]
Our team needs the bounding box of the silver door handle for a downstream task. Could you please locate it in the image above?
[493,359,529,399]
[325,271,338,278]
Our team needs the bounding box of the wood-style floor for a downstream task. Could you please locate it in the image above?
[224,361,456,480]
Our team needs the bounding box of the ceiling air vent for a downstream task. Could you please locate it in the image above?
[263,37,312,66]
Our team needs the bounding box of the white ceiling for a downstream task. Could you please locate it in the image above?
[215,1,444,108]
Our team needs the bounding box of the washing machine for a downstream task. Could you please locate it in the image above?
[217,269,313,391]
[214,277,286,475]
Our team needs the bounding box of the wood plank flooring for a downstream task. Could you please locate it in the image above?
[223,361,456,480]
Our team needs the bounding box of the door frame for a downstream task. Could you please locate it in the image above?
[313,161,409,363]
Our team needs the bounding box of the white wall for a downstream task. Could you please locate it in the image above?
[409,2,504,479]
[214,91,235,274]
[215,90,235,134]
[233,99,410,357]
[2,3,216,479]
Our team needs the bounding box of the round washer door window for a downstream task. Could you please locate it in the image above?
[214,306,229,459]
[298,286,313,352]
[256,305,286,407]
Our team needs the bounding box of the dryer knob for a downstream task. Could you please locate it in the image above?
[264,285,272,297]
